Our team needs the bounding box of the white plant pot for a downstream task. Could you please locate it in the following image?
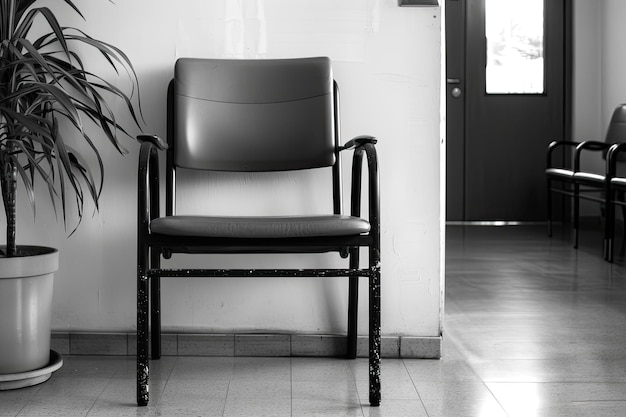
[0,246,58,374]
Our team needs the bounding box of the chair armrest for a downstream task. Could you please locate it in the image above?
[340,135,378,151]
[546,140,579,169]
[575,140,610,152]
[138,135,164,237]
[138,134,168,151]
[607,142,626,177]
[574,141,611,171]
[348,137,380,250]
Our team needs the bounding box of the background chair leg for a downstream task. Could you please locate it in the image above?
[612,198,626,263]
[137,273,150,406]
[574,184,580,249]
[347,249,359,359]
[547,180,553,237]
[620,201,626,260]
[604,191,613,261]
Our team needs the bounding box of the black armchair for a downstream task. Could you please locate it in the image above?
[546,139,579,236]
[571,140,612,249]
[547,104,626,252]
[603,141,626,262]
[135,57,381,406]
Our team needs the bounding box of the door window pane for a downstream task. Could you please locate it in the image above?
[485,0,544,94]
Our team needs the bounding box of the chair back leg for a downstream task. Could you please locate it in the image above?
[574,183,580,249]
[347,248,360,359]
[150,249,162,359]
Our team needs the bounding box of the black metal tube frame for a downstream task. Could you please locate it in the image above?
[136,137,381,406]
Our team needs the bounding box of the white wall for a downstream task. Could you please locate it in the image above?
[572,1,602,145]
[600,1,626,125]
[17,0,443,339]
[574,0,626,149]
[573,0,626,215]
[572,0,603,215]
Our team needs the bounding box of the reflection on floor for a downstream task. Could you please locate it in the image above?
[445,223,626,417]
[2,223,626,416]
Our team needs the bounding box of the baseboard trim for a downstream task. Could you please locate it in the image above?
[51,332,441,359]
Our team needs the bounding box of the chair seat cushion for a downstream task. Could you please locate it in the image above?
[150,215,371,238]
[546,167,574,179]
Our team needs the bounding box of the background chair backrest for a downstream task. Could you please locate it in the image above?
[606,104,626,144]
[606,104,626,163]
[172,57,336,172]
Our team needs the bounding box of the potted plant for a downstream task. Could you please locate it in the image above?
[0,0,140,387]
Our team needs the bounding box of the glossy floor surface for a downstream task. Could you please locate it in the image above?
[445,223,626,417]
[2,224,626,416]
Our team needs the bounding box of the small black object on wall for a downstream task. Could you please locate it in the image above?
[398,0,439,6]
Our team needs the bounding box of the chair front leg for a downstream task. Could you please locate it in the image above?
[136,138,162,406]
[368,246,381,407]
[137,264,150,406]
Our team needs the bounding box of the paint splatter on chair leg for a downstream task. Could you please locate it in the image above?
[369,257,381,406]
[137,272,150,406]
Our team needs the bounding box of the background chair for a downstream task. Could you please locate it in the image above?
[603,140,626,262]
[547,104,626,253]
[546,139,579,236]
[136,57,381,406]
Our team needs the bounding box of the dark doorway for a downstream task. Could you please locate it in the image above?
[446,0,572,221]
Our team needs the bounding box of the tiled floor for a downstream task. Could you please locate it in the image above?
[445,223,626,417]
[3,223,626,416]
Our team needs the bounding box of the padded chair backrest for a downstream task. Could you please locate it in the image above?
[603,104,626,163]
[173,57,336,172]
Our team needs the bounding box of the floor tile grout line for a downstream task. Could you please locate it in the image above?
[155,356,177,409]
[482,380,513,417]
[402,358,430,417]
[221,375,231,417]
[289,356,293,417]
[346,357,366,416]
[439,329,513,417]
[14,399,28,417]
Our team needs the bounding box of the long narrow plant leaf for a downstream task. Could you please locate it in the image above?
[0,0,143,252]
